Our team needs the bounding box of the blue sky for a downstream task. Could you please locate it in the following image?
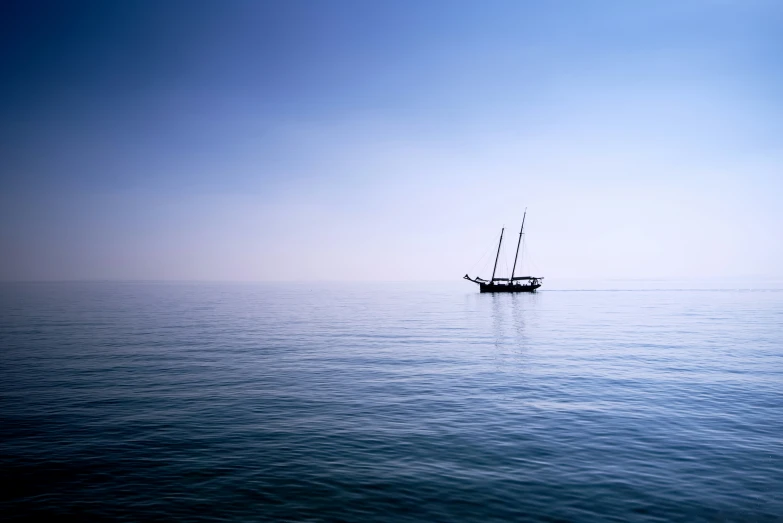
[1,0,781,280]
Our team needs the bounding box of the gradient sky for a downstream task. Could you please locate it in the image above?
[1,0,781,281]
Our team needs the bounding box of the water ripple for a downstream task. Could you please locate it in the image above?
[1,282,781,521]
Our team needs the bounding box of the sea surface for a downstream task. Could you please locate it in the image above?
[1,281,781,521]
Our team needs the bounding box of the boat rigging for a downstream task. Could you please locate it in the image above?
[464,209,543,293]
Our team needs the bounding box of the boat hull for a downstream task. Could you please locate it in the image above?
[479,283,540,293]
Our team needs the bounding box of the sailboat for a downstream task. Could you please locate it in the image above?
[463,209,543,293]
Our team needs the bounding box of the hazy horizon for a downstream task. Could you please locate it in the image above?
[2,0,781,282]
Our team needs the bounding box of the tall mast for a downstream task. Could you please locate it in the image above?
[510,208,527,281]
[491,227,505,281]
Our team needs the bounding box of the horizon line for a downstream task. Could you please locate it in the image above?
[1,276,782,284]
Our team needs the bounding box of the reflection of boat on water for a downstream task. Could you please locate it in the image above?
[464,209,543,293]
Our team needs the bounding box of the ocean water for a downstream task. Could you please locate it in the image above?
[1,281,781,521]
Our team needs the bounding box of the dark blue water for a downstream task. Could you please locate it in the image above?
[1,282,781,521]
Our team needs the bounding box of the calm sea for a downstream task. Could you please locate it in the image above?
[1,281,781,521]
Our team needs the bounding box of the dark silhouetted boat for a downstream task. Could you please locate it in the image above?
[464,209,543,293]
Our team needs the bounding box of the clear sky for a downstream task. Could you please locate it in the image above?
[1,0,781,281]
